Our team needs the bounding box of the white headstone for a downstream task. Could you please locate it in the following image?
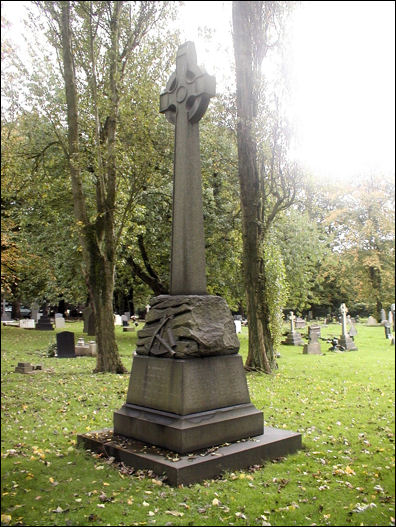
[114,314,122,326]
[55,317,66,329]
[19,319,35,328]
[234,320,242,334]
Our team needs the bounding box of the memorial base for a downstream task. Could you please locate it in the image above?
[338,336,358,351]
[77,427,302,486]
[113,354,263,453]
[283,332,304,346]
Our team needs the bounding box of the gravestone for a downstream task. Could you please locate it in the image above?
[19,319,35,329]
[56,331,76,358]
[234,319,242,334]
[295,317,306,329]
[14,362,42,373]
[78,41,301,485]
[384,321,392,340]
[338,303,358,350]
[308,325,321,339]
[36,314,53,331]
[1,310,11,322]
[55,316,65,329]
[30,302,39,322]
[366,316,378,326]
[348,321,358,340]
[303,331,322,355]
[114,314,122,326]
[75,337,91,356]
[283,311,304,345]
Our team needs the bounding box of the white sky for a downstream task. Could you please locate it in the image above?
[2,0,395,183]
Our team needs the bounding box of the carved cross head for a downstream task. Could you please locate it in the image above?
[340,303,348,315]
[159,41,216,125]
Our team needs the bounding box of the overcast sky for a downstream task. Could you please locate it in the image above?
[2,1,395,183]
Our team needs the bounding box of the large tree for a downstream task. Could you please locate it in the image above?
[232,1,298,372]
[32,1,176,372]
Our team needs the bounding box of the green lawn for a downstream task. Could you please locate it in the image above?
[1,321,395,526]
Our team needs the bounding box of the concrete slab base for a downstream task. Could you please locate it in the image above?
[77,427,302,486]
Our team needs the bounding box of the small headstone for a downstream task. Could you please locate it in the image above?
[114,314,122,326]
[56,331,76,358]
[30,302,39,322]
[366,316,378,326]
[55,313,63,318]
[1,300,11,321]
[295,317,306,329]
[55,316,66,329]
[384,322,392,339]
[36,315,54,331]
[308,325,321,339]
[124,312,131,320]
[348,323,358,338]
[14,362,34,373]
[303,331,322,355]
[234,320,242,334]
[89,341,97,356]
[121,314,129,327]
[283,311,304,345]
[19,319,36,329]
[75,337,91,356]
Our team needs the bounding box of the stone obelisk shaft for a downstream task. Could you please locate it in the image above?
[171,113,206,294]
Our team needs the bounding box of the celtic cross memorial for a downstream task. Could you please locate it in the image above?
[160,41,215,295]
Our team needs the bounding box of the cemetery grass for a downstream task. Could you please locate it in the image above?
[1,322,395,527]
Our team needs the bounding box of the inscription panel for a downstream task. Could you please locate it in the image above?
[126,355,250,415]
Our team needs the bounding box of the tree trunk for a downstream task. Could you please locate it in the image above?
[60,1,125,373]
[233,1,274,372]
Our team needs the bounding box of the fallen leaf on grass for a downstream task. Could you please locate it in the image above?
[1,514,12,525]
[165,510,184,517]
[352,503,377,513]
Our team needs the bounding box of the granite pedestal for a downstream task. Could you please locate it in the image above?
[283,331,304,346]
[114,354,263,454]
[77,427,302,486]
[338,335,358,351]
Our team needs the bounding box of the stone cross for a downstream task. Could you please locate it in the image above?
[340,303,348,336]
[160,41,216,295]
[289,311,296,333]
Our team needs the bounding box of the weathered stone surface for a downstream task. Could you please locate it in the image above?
[303,332,322,354]
[124,354,251,415]
[283,331,304,346]
[160,42,215,295]
[77,427,302,486]
[338,335,358,351]
[14,362,34,373]
[114,402,263,454]
[136,295,240,358]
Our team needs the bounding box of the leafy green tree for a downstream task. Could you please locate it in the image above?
[232,0,298,372]
[28,0,178,372]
